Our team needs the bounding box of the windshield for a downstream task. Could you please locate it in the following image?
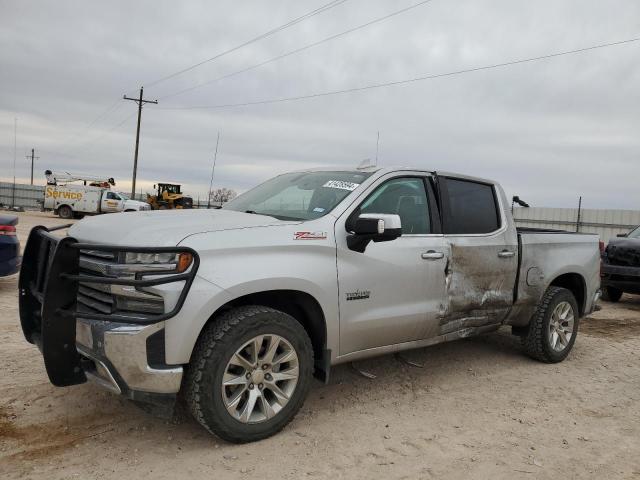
[223,171,373,221]
[628,226,640,238]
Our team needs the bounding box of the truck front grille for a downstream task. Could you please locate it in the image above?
[77,250,164,319]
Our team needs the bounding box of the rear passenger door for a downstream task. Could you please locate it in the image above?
[437,176,518,333]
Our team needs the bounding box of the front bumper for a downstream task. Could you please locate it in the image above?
[76,319,182,395]
[601,263,640,293]
[18,225,197,396]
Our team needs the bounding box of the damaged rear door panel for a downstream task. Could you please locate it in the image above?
[436,175,518,336]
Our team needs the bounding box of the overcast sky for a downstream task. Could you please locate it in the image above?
[1,0,639,208]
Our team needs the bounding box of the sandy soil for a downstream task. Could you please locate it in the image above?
[1,211,639,479]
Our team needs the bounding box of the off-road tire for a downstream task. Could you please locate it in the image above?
[601,286,623,302]
[58,205,73,219]
[522,286,579,363]
[185,305,314,443]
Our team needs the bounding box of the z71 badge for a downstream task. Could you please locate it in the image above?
[293,231,327,240]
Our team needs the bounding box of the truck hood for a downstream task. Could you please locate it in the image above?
[68,208,297,246]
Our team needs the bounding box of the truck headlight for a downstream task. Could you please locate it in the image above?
[123,252,193,273]
[125,252,178,265]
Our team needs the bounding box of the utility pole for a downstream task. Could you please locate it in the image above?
[12,118,17,208]
[25,148,39,185]
[207,132,220,209]
[123,87,158,198]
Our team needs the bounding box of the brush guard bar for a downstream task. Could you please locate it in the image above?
[18,225,199,387]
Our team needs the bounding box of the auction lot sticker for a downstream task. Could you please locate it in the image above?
[323,180,360,191]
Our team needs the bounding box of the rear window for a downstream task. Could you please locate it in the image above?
[444,178,500,234]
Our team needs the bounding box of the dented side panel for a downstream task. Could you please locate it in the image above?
[506,232,601,326]
[442,230,518,332]
[438,180,519,334]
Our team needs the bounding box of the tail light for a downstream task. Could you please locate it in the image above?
[599,241,605,254]
[0,225,16,236]
[599,240,605,277]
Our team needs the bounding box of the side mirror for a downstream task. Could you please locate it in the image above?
[347,213,402,253]
[617,233,627,237]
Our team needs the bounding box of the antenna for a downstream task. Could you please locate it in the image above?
[207,132,220,209]
[357,158,371,169]
[375,131,380,166]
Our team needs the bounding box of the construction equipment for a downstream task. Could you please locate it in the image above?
[146,183,193,210]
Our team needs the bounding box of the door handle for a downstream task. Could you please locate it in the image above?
[421,251,444,260]
[498,250,515,258]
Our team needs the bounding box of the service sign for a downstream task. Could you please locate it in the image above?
[45,186,83,201]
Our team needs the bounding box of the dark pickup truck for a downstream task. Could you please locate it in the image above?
[601,225,640,301]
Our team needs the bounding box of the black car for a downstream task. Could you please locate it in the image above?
[0,214,20,277]
[601,225,640,301]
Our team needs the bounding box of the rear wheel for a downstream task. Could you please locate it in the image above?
[185,306,313,443]
[58,205,73,219]
[522,286,579,363]
[601,286,623,302]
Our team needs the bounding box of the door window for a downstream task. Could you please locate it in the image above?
[358,177,431,234]
[443,179,500,234]
[106,192,119,200]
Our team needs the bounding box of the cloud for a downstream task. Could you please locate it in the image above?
[1,0,639,208]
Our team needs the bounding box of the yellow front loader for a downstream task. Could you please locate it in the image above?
[146,183,193,210]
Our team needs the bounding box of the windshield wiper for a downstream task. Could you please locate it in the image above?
[244,210,278,219]
[244,210,303,221]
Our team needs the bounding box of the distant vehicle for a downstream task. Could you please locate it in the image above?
[43,170,150,219]
[146,183,193,210]
[600,225,640,301]
[20,167,601,443]
[0,214,20,277]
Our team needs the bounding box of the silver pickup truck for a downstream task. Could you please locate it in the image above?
[19,166,600,443]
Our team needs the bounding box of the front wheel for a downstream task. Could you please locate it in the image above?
[185,306,314,443]
[522,286,579,363]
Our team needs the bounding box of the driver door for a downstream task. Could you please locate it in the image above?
[336,174,448,355]
[101,191,123,212]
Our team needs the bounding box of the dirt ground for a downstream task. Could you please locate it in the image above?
[1,211,639,479]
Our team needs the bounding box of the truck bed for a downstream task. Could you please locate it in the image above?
[510,228,600,325]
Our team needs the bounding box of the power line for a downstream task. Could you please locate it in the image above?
[144,0,350,89]
[62,112,137,158]
[159,0,435,101]
[160,37,640,110]
[57,99,124,153]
